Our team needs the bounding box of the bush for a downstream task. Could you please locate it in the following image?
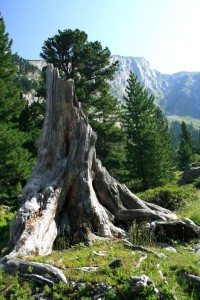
[0,206,15,256]
[178,197,200,225]
[137,183,198,211]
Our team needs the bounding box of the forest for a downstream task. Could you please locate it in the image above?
[1,15,200,299]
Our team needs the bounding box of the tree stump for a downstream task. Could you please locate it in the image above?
[8,65,176,257]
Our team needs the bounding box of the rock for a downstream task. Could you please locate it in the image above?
[156,242,177,252]
[128,275,163,297]
[108,259,122,269]
[94,282,113,291]
[92,282,115,300]
[110,56,164,102]
[181,272,200,288]
[153,220,200,242]
[75,266,99,272]
[194,244,200,255]
[179,165,200,184]
[128,275,152,291]
[91,251,107,257]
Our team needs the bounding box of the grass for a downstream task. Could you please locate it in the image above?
[1,240,198,299]
[177,189,200,225]
[1,181,200,299]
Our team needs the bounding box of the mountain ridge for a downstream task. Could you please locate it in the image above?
[110,55,200,124]
[28,55,200,125]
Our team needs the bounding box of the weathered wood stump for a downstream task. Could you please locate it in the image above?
[8,65,177,257]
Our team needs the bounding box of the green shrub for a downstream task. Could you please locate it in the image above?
[178,194,200,225]
[0,206,15,256]
[0,270,35,299]
[137,183,197,211]
[194,177,200,189]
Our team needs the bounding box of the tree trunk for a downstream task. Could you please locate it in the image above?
[9,65,176,257]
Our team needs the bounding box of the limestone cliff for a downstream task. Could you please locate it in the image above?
[110,55,200,121]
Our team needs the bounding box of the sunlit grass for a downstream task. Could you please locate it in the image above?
[177,189,200,225]
[19,240,200,299]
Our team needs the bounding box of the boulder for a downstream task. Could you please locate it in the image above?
[179,165,200,185]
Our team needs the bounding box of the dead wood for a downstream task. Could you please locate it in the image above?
[6,65,177,258]
[2,256,67,285]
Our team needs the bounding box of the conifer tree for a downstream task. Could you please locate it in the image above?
[88,90,125,180]
[0,16,32,206]
[0,18,23,123]
[153,106,175,183]
[196,129,200,155]
[41,29,123,177]
[177,121,193,170]
[40,29,118,103]
[123,71,173,191]
[18,101,45,157]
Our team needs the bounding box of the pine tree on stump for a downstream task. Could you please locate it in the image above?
[40,28,124,178]
[40,28,118,104]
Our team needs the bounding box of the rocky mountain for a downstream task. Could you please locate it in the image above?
[110,55,165,102]
[110,55,200,125]
[26,56,200,125]
[28,60,46,71]
[160,72,200,119]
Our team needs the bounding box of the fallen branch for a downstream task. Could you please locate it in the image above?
[183,273,200,288]
[123,240,166,258]
[2,257,67,285]
[135,255,147,269]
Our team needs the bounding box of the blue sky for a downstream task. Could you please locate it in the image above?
[1,0,200,74]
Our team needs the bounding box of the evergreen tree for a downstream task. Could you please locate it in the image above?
[0,16,32,206]
[0,18,23,123]
[88,90,125,180]
[18,100,45,157]
[153,107,175,182]
[170,121,181,149]
[0,124,33,205]
[123,71,173,191]
[40,29,118,103]
[196,129,200,155]
[177,121,193,170]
